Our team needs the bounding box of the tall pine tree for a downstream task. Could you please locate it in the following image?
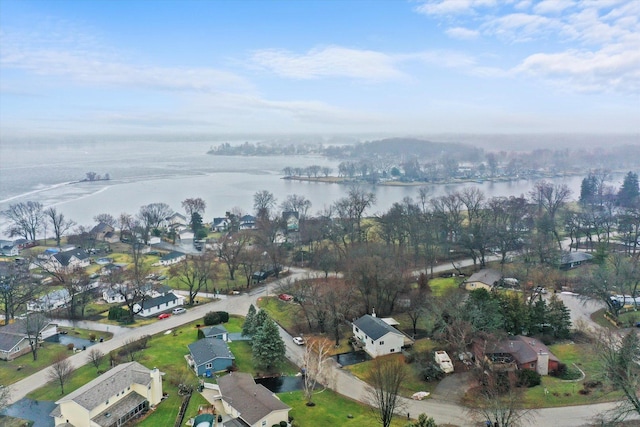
[252,316,285,371]
[242,304,257,336]
[618,172,640,208]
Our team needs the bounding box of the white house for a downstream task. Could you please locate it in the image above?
[217,372,290,427]
[50,361,163,427]
[27,289,71,312]
[157,251,186,266]
[212,217,230,232]
[102,288,127,304]
[48,248,91,272]
[163,212,187,228]
[0,240,19,256]
[133,292,183,318]
[352,313,408,358]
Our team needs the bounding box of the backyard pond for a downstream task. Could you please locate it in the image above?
[255,375,304,393]
[44,333,96,350]
[332,350,371,367]
[1,398,55,427]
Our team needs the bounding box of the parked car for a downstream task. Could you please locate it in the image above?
[636,322,640,328]
[279,293,294,302]
[293,336,305,345]
[158,313,171,319]
[172,307,186,315]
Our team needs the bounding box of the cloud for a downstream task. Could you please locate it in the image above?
[533,0,576,15]
[249,46,405,81]
[415,0,497,16]
[445,27,480,40]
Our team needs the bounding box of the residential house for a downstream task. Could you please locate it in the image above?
[164,212,187,229]
[50,361,163,427]
[0,240,19,256]
[157,251,186,266]
[90,222,117,242]
[0,318,58,361]
[133,292,183,318]
[49,248,91,272]
[217,372,290,427]
[102,288,127,304]
[239,215,256,230]
[282,211,299,232]
[27,289,71,312]
[352,313,409,358]
[198,324,228,341]
[212,217,230,232]
[178,227,194,241]
[187,338,235,376]
[476,335,560,376]
[559,251,593,270]
[463,268,503,291]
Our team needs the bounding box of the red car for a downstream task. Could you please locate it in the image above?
[278,293,293,302]
[158,313,172,319]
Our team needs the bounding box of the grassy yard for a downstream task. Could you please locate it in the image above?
[428,277,460,296]
[279,389,407,427]
[256,296,301,332]
[0,415,34,427]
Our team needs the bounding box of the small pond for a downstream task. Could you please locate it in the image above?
[255,375,304,393]
[332,350,371,366]
[45,333,96,349]
[1,398,55,427]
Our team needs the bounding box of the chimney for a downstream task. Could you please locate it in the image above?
[371,307,376,318]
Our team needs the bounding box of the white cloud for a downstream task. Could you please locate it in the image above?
[445,27,480,39]
[533,0,576,15]
[415,0,497,16]
[249,46,405,81]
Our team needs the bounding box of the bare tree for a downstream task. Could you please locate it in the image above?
[598,330,640,423]
[137,202,173,243]
[44,207,76,247]
[94,213,117,228]
[0,261,41,321]
[24,312,48,361]
[86,348,105,373]
[3,201,44,241]
[48,352,74,395]
[169,252,218,305]
[218,231,251,281]
[182,197,206,218]
[253,190,277,220]
[280,194,312,219]
[302,337,332,405]
[366,356,407,427]
[529,181,572,250]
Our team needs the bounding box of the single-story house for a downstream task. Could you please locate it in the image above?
[157,251,186,266]
[463,268,503,291]
[477,335,560,376]
[217,372,290,427]
[0,318,58,361]
[102,288,127,304]
[198,325,228,341]
[133,292,183,318]
[212,217,230,232]
[0,240,19,256]
[50,361,163,427]
[90,222,116,242]
[187,338,235,376]
[352,313,409,358]
[559,251,593,270]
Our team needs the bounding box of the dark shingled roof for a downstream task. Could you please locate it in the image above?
[490,336,559,365]
[53,248,89,266]
[201,325,227,338]
[353,314,403,341]
[218,372,289,426]
[560,251,593,265]
[160,251,185,261]
[188,338,234,366]
[465,268,502,287]
[140,292,179,310]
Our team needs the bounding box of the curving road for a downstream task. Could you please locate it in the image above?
[6,266,637,426]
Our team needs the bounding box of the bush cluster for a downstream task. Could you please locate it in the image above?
[203,311,229,326]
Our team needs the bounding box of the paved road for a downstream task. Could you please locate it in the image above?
[6,265,638,426]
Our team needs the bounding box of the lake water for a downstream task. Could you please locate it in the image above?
[0,139,598,237]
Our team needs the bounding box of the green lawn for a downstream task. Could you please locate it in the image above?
[256,296,300,332]
[279,389,407,427]
[428,277,460,296]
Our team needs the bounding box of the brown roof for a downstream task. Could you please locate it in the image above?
[490,336,559,365]
[217,372,289,425]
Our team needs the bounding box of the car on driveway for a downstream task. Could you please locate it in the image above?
[172,307,186,315]
[279,293,294,302]
[293,336,305,345]
[158,313,171,319]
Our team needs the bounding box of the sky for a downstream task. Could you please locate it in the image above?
[1,0,639,137]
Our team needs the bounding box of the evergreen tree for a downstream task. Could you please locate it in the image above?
[405,414,438,427]
[252,316,285,371]
[580,174,597,205]
[528,297,547,336]
[242,304,257,336]
[253,309,269,331]
[547,295,572,339]
[618,172,640,208]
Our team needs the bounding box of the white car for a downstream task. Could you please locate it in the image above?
[292,336,305,345]
[172,307,187,315]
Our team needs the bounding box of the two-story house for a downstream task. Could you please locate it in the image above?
[352,313,408,358]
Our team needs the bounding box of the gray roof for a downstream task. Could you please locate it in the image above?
[53,248,89,266]
[188,338,234,366]
[56,362,153,411]
[140,292,179,310]
[223,418,250,427]
[217,372,289,425]
[353,314,403,341]
[561,251,593,265]
[490,336,559,365]
[91,391,147,426]
[201,325,227,338]
[91,222,114,234]
[466,268,502,287]
[0,318,54,352]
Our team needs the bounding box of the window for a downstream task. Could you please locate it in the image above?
[262,421,267,427]
[390,349,395,353]
[380,341,384,345]
[371,340,374,344]
[206,363,212,369]
[355,327,359,333]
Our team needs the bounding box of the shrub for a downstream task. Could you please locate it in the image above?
[517,369,541,388]
[584,380,602,389]
[216,311,229,323]
[67,343,75,351]
[89,333,96,342]
[204,311,221,326]
[108,306,128,321]
[550,362,568,378]
[280,422,287,427]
